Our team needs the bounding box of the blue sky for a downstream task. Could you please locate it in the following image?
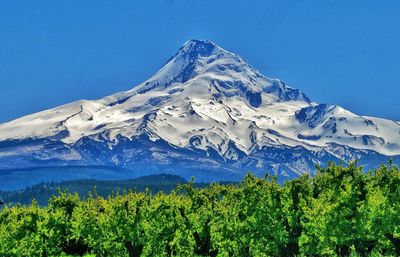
[1,0,399,122]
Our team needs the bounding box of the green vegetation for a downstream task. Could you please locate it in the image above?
[1,162,400,256]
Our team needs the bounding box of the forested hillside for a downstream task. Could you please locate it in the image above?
[1,162,400,256]
[0,174,198,206]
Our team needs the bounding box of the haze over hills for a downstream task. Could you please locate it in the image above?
[0,39,399,189]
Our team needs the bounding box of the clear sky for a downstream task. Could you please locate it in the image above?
[1,0,399,123]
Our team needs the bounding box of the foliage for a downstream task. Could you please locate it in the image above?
[1,162,400,256]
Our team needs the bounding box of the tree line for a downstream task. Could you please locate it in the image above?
[1,162,400,256]
[0,174,195,206]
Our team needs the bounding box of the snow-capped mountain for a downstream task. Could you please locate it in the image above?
[1,39,399,186]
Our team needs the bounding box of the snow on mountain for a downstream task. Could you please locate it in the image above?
[0,39,399,186]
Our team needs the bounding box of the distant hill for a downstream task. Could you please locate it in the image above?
[0,174,207,206]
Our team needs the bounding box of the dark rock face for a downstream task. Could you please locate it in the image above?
[264,80,311,103]
[297,134,321,141]
[361,135,385,146]
[147,96,171,106]
[189,135,203,147]
[295,104,330,128]
[245,90,262,107]
[109,96,132,106]
[173,40,217,84]
[178,39,216,59]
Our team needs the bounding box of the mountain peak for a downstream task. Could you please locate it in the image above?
[173,39,226,61]
[180,39,217,53]
[132,40,311,104]
[134,40,234,92]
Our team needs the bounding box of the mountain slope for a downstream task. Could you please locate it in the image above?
[1,39,399,185]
